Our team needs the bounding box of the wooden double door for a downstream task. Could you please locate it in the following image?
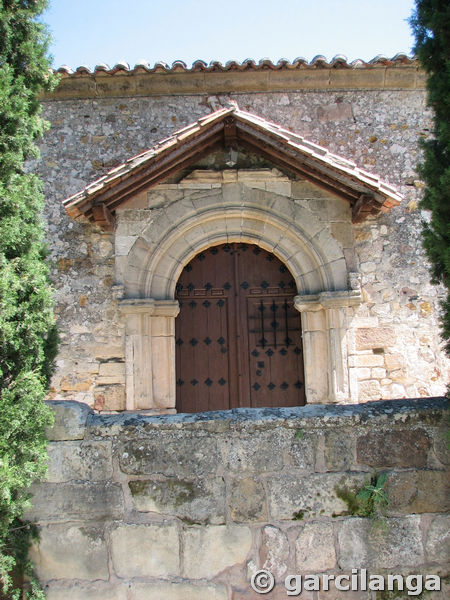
[175,243,306,413]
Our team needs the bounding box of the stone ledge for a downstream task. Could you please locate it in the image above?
[41,67,426,102]
[44,398,448,439]
[79,397,448,435]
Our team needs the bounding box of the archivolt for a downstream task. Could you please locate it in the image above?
[123,190,349,299]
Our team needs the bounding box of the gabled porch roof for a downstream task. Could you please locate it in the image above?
[63,105,402,228]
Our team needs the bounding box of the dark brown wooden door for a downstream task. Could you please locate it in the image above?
[175,243,305,412]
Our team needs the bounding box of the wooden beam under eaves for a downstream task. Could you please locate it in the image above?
[92,204,114,231]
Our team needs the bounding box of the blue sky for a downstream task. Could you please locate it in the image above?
[43,0,417,70]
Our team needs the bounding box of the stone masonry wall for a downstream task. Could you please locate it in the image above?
[26,398,449,599]
[31,86,449,409]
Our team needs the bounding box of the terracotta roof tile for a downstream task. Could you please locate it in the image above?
[54,54,416,77]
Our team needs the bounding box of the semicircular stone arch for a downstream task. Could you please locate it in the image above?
[123,188,349,300]
[118,184,360,412]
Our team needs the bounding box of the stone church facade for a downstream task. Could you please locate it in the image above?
[25,57,449,599]
[36,55,448,412]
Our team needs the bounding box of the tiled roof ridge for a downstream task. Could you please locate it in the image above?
[54,53,416,76]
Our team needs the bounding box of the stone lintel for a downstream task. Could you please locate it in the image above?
[294,289,362,313]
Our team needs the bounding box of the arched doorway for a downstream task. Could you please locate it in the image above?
[175,243,306,412]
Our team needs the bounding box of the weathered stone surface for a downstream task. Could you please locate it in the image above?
[93,384,125,411]
[387,470,450,514]
[324,431,354,471]
[356,429,431,468]
[267,472,366,520]
[128,476,225,524]
[46,401,91,441]
[425,514,450,563]
[130,582,228,600]
[337,516,424,569]
[30,524,108,581]
[46,441,113,482]
[183,524,252,578]
[355,327,395,350]
[118,432,219,476]
[295,522,336,571]
[219,429,285,472]
[317,578,372,600]
[358,380,382,401]
[45,583,126,600]
[25,482,124,521]
[110,523,179,578]
[237,586,307,600]
[229,476,267,522]
[260,525,290,579]
[287,430,318,470]
[431,426,450,465]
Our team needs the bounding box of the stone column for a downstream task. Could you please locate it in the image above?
[295,290,361,404]
[119,299,180,412]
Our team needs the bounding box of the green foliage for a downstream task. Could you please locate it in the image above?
[335,472,389,528]
[409,1,450,353]
[292,510,304,521]
[0,1,58,597]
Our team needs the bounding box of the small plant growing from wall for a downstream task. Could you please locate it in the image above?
[335,472,389,528]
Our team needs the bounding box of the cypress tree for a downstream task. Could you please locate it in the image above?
[0,1,58,597]
[410,0,450,353]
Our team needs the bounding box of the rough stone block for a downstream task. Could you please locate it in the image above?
[324,431,355,471]
[260,525,290,579]
[46,441,113,482]
[45,583,126,600]
[318,579,372,600]
[219,430,285,472]
[237,586,305,600]
[119,432,219,476]
[25,482,124,521]
[92,345,124,360]
[229,476,267,522]
[287,430,318,470]
[292,180,327,199]
[266,472,366,520]
[265,181,291,196]
[295,522,336,571]
[46,401,91,441]
[130,582,228,600]
[115,235,138,256]
[110,523,179,578]
[331,222,354,247]
[93,384,125,411]
[183,524,252,578]
[98,361,125,376]
[128,476,225,524]
[358,380,382,401]
[425,514,450,563]
[385,353,404,371]
[30,524,108,581]
[337,516,424,569]
[431,426,450,466]
[356,327,395,350]
[356,429,431,468]
[387,470,450,514]
[350,355,384,367]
